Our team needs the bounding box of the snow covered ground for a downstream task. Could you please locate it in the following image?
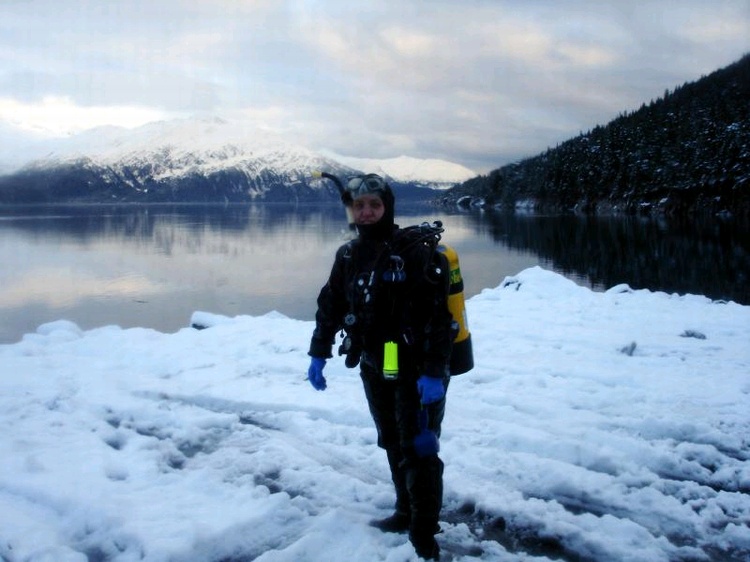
[1,267,748,562]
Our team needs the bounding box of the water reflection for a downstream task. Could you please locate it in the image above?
[2,203,346,242]
[467,210,750,304]
[3,203,524,343]
[1,203,747,344]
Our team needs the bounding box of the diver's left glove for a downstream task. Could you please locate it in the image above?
[307,357,327,391]
[417,375,445,404]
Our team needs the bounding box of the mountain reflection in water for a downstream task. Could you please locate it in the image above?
[0,203,746,344]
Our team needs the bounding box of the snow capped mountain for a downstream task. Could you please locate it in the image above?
[31,117,336,179]
[0,117,477,204]
[324,153,476,187]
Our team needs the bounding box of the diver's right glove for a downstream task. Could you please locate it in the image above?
[307,357,327,391]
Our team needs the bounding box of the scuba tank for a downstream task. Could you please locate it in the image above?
[437,244,474,375]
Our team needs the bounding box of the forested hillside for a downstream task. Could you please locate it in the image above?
[446,54,750,216]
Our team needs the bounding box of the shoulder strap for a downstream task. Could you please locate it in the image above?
[392,221,444,254]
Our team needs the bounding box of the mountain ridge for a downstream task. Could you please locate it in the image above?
[0,117,475,204]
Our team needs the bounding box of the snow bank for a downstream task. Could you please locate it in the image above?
[1,267,748,562]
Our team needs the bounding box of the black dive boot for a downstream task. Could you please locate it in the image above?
[406,456,444,560]
[369,510,410,533]
[409,526,440,560]
[370,448,412,533]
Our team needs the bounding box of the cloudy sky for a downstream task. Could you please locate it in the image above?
[1,0,748,173]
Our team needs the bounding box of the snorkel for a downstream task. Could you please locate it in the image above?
[312,171,356,231]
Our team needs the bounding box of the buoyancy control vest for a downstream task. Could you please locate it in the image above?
[339,221,473,376]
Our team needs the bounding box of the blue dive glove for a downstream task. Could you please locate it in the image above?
[417,375,445,404]
[307,357,327,391]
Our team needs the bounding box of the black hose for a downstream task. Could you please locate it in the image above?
[321,172,345,197]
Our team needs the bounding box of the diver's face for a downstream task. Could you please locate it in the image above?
[352,194,385,225]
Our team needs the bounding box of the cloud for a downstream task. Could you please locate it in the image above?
[0,0,748,172]
[0,96,172,137]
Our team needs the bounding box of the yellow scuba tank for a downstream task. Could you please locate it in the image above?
[437,244,474,375]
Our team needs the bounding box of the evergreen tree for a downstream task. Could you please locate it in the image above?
[446,54,750,216]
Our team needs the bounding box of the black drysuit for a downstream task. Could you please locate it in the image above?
[308,224,454,548]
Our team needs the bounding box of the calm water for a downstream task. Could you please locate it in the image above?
[1,203,747,344]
